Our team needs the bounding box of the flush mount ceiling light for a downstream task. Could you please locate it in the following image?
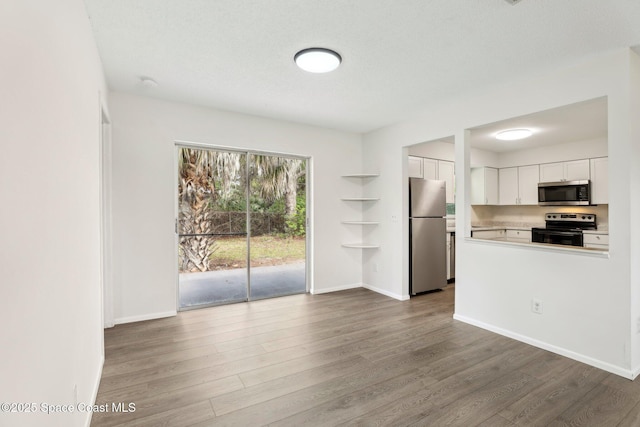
[495,128,533,141]
[294,48,341,73]
[139,76,158,88]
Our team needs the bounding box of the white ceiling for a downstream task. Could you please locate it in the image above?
[83,0,640,133]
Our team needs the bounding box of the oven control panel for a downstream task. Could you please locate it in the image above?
[545,213,595,222]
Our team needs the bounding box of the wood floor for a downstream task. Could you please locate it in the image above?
[92,285,640,426]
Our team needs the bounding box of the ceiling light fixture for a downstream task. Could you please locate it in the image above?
[495,128,533,141]
[139,76,158,88]
[294,48,341,73]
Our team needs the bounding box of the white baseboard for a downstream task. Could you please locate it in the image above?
[632,365,640,380]
[114,310,177,325]
[85,354,104,427]
[453,313,634,379]
[362,283,409,301]
[311,283,361,294]
[310,282,409,302]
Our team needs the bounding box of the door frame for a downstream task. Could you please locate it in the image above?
[99,95,114,329]
[173,140,312,311]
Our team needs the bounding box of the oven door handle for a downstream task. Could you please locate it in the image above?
[535,230,581,236]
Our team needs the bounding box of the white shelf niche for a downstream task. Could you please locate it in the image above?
[340,173,380,250]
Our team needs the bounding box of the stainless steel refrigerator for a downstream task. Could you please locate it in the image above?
[409,178,447,295]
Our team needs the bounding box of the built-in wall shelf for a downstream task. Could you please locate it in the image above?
[340,173,380,250]
[341,173,379,178]
[342,221,380,225]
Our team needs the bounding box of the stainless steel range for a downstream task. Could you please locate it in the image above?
[531,213,597,247]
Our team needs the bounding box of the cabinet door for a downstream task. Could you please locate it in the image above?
[518,165,540,205]
[485,167,499,205]
[590,157,608,204]
[408,156,423,178]
[498,168,518,205]
[540,162,564,182]
[565,159,590,181]
[472,229,505,239]
[470,167,485,205]
[446,232,451,280]
[438,160,455,204]
[471,167,498,205]
[423,158,438,180]
[506,229,532,242]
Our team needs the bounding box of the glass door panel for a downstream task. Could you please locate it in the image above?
[177,148,248,309]
[248,154,307,301]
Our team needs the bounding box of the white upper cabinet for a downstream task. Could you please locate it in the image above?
[498,167,518,205]
[498,165,539,205]
[408,156,423,178]
[471,167,498,205]
[565,159,590,181]
[408,156,454,203]
[539,162,564,182]
[518,164,540,205]
[438,160,455,204]
[540,159,590,182]
[590,157,609,204]
[423,158,438,180]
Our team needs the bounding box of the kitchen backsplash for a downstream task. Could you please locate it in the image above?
[446,203,455,216]
[471,204,609,229]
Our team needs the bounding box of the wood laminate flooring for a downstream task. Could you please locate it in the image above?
[92,286,640,426]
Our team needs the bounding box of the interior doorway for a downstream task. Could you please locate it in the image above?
[176,145,308,310]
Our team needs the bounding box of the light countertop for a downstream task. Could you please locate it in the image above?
[583,228,608,235]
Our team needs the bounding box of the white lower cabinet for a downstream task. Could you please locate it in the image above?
[472,229,531,243]
[583,233,609,250]
[471,229,505,240]
[506,229,532,243]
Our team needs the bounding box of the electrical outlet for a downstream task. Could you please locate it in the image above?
[373,262,379,272]
[532,299,543,314]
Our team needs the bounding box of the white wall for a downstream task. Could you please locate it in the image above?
[408,140,455,160]
[497,137,607,168]
[109,92,364,322]
[0,1,107,426]
[628,51,640,375]
[407,140,500,168]
[362,49,640,378]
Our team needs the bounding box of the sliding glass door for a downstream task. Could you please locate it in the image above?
[249,154,307,301]
[177,146,307,310]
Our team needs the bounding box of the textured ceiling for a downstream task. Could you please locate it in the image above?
[84,0,640,133]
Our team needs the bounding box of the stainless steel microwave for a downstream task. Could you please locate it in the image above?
[538,180,590,206]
